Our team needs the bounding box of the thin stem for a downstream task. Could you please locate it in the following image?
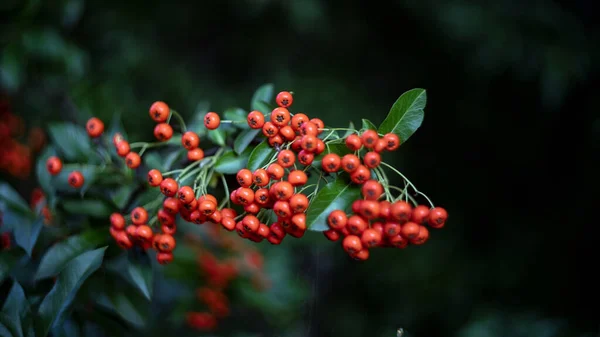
[388,186,419,206]
[374,167,393,201]
[319,127,357,132]
[170,109,187,132]
[219,174,230,209]
[130,141,168,149]
[297,183,317,194]
[161,169,184,176]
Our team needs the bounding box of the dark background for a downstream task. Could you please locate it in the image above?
[1,1,598,336]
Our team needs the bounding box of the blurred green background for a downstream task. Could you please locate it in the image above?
[1,0,598,337]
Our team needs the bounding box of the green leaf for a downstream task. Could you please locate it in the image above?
[233,129,260,154]
[47,123,93,162]
[163,149,185,171]
[35,229,107,281]
[306,175,361,231]
[36,247,107,337]
[187,101,210,135]
[378,88,426,142]
[0,182,32,215]
[254,101,274,114]
[126,253,153,300]
[110,185,135,210]
[13,217,44,257]
[251,84,274,112]
[108,110,128,142]
[0,250,25,283]
[36,147,58,199]
[207,129,226,146]
[143,152,165,172]
[1,281,27,337]
[247,141,276,172]
[214,148,251,174]
[95,291,146,328]
[362,118,377,131]
[224,107,250,129]
[52,164,99,196]
[61,199,114,218]
[342,121,356,138]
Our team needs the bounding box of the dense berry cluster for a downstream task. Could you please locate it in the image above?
[0,95,46,178]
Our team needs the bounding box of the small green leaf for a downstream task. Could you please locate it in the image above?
[306,175,361,231]
[253,101,274,114]
[224,107,250,129]
[1,282,26,337]
[36,146,58,199]
[47,123,93,162]
[36,247,107,337]
[362,118,377,131]
[234,129,260,154]
[35,228,107,281]
[378,88,426,142]
[13,217,44,257]
[187,101,210,134]
[0,182,32,215]
[127,252,153,300]
[207,129,226,146]
[342,121,356,138]
[163,149,185,171]
[251,84,274,112]
[143,152,165,172]
[247,141,276,172]
[214,149,251,174]
[111,185,135,210]
[96,291,146,328]
[108,110,128,142]
[62,199,114,218]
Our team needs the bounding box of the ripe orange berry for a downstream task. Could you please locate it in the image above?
[268,134,284,147]
[315,139,325,155]
[116,141,130,157]
[363,151,381,169]
[350,165,371,184]
[158,234,176,252]
[177,186,195,204]
[262,121,278,138]
[341,154,360,173]
[235,187,254,205]
[342,235,363,255]
[156,252,174,264]
[204,112,220,130]
[290,113,309,130]
[209,210,222,224]
[301,135,318,152]
[384,222,401,237]
[247,110,265,129]
[163,197,180,215]
[410,225,429,245]
[135,224,153,241]
[428,207,448,228]
[198,200,217,216]
[359,200,380,219]
[154,123,173,141]
[361,180,383,200]
[160,178,178,197]
[46,156,62,175]
[220,208,237,219]
[390,201,412,223]
[252,169,269,187]
[242,215,260,233]
[327,210,347,230]
[310,118,324,133]
[221,217,236,231]
[411,205,430,225]
[236,169,253,187]
[297,150,314,165]
[299,121,318,136]
[131,207,148,225]
[279,125,295,141]
[277,149,295,168]
[361,228,382,248]
[353,248,370,261]
[182,131,200,150]
[147,169,163,187]
[86,117,104,138]
[276,91,293,108]
[149,101,170,123]
[273,201,292,218]
[373,138,387,153]
[347,215,368,235]
[401,221,420,239]
[257,223,270,238]
[288,193,309,213]
[110,213,126,230]
[291,213,306,231]
[272,181,294,201]
[114,231,133,249]
[254,188,270,205]
[266,163,285,180]
[383,133,401,151]
[378,201,392,219]
[162,222,177,235]
[68,171,84,188]
[324,229,340,241]
[321,153,341,173]
[188,148,204,161]
[182,198,198,212]
[125,152,141,169]
[270,107,291,127]
[361,130,379,149]
[287,170,307,186]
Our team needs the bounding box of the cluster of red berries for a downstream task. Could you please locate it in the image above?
[0,95,46,179]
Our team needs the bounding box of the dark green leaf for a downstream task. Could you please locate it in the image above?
[233,129,260,154]
[0,182,32,215]
[14,217,44,257]
[36,147,58,199]
[207,129,226,146]
[251,84,274,112]
[111,185,135,210]
[253,101,274,114]
[0,250,25,283]
[0,313,21,337]
[342,121,356,138]
[47,123,93,162]
[163,149,185,171]
[214,148,251,174]
[1,281,31,337]
[95,291,146,328]
[36,247,107,337]
[61,199,114,218]
[187,101,210,135]
[362,118,377,131]
[35,228,107,281]
[143,152,165,172]
[247,141,276,172]
[108,110,128,142]
[306,175,361,231]
[223,107,250,129]
[126,252,153,300]
[378,88,426,142]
